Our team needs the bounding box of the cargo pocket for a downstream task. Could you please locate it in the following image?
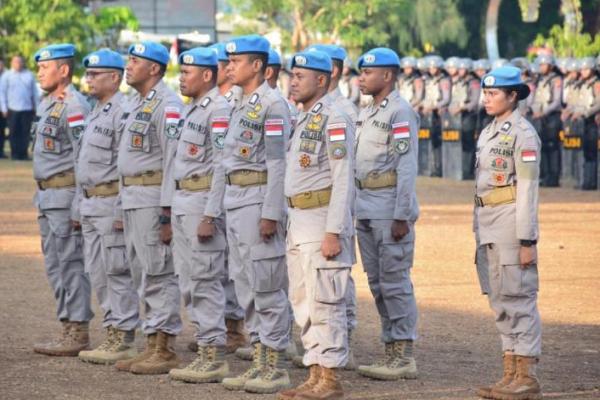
[144,231,173,276]
[104,233,128,275]
[314,266,350,305]
[190,232,226,280]
[181,131,208,162]
[250,241,286,293]
[87,133,114,165]
[499,244,539,297]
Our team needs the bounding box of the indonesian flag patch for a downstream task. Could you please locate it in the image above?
[67,114,85,128]
[328,123,347,142]
[521,149,537,162]
[392,121,410,139]
[265,119,284,136]
[165,107,181,124]
[211,117,229,134]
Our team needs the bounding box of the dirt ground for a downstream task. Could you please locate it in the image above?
[0,159,599,400]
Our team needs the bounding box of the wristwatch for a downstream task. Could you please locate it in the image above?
[159,215,171,225]
[520,239,537,247]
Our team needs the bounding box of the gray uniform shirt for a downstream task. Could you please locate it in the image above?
[475,109,541,245]
[285,95,355,238]
[171,86,231,218]
[117,80,183,210]
[531,73,562,116]
[76,91,125,218]
[33,84,91,217]
[219,81,291,221]
[355,90,420,222]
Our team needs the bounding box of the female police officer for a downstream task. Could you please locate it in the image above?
[474,66,542,400]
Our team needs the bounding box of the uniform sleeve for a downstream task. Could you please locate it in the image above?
[158,98,183,207]
[31,72,40,109]
[0,73,8,113]
[411,77,425,108]
[514,126,540,241]
[66,100,90,222]
[204,103,231,218]
[584,81,600,118]
[542,77,562,116]
[436,78,451,109]
[464,79,480,113]
[261,98,290,221]
[391,106,419,221]
[324,113,355,234]
[112,107,125,221]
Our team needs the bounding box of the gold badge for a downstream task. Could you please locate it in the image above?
[246,103,262,120]
[131,134,143,148]
[239,146,251,158]
[49,103,65,118]
[299,154,311,168]
[187,143,199,156]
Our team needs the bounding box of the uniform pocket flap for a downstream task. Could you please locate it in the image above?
[498,243,521,266]
[104,233,126,248]
[250,241,286,261]
[182,132,207,146]
[87,132,113,149]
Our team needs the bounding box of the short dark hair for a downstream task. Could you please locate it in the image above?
[158,63,167,76]
[332,59,344,74]
[56,58,75,78]
[248,53,268,74]
[204,66,218,83]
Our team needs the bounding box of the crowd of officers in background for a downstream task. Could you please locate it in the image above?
[381,54,600,190]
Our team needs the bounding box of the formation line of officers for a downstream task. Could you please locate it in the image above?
[400,54,600,191]
[30,35,542,400]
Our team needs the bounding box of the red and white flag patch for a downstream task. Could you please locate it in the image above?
[212,117,229,133]
[265,119,284,136]
[67,114,85,128]
[328,123,347,142]
[521,149,537,162]
[165,107,181,124]
[392,121,410,139]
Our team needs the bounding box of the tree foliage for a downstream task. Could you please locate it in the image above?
[0,0,138,69]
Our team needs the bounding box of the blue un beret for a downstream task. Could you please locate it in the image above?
[225,35,270,56]
[34,43,76,62]
[291,50,332,73]
[83,49,125,70]
[358,48,401,69]
[268,48,282,66]
[179,47,217,67]
[305,44,347,62]
[209,43,229,62]
[481,66,530,100]
[128,41,169,66]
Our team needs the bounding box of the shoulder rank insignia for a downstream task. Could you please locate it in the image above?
[311,102,323,114]
[225,90,233,100]
[146,90,156,101]
[381,98,389,108]
[248,93,259,106]
[102,102,112,113]
[201,97,211,108]
[501,121,512,132]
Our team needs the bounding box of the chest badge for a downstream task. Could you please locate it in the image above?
[299,153,311,168]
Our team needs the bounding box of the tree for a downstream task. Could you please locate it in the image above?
[0,0,138,69]
[226,0,467,58]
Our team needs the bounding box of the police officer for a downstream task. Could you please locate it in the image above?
[510,58,536,118]
[304,44,359,370]
[571,57,600,190]
[114,41,183,375]
[210,43,243,110]
[278,49,355,400]
[354,48,419,381]
[267,48,300,130]
[218,35,291,394]
[474,59,494,140]
[559,59,583,188]
[475,66,542,400]
[31,44,93,357]
[531,54,562,187]
[167,48,231,383]
[398,56,425,110]
[422,55,450,177]
[76,49,140,365]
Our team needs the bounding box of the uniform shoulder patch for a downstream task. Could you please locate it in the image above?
[521,149,537,162]
[392,121,410,140]
[329,143,347,159]
[265,119,284,136]
[394,139,410,154]
[327,122,346,142]
[67,113,85,128]
[165,106,181,138]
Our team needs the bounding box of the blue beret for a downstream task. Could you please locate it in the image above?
[358,48,401,69]
[209,43,228,62]
[225,35,270,55]
[128,41,169,66]
[291,50,332,73]
[268,48,282,66]
[34,43,76,62]
[481,66,530,100]
[178,47,217,67]
[83,49,124,70]
[305,44,347,62]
